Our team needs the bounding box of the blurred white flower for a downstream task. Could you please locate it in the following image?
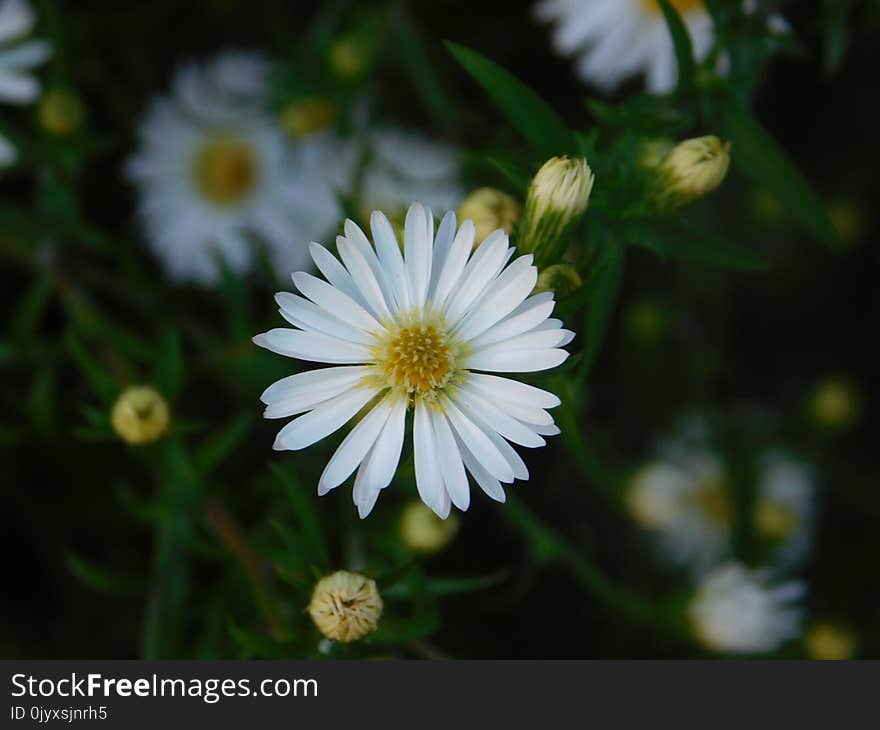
[333,128,462,219]
[689,562,805,654]
[255,202,572,518]
[535,0,714,94]
[126,51,342,285]
[627,449,732,574]
[754,451,815,571]
[0,0,51,166]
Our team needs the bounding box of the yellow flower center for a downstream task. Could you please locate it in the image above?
[754,501,798,540]
[380,324,453,396]
[690,478,732,526]
[193,137,257,205]
[641,0,703,14]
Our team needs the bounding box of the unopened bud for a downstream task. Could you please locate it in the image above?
[458,187,520,246]
[534,263,582,297]
[329,34,372,80]
[809,377,860,431]
[308,570,383,643]
[805,622,858,660]
[279,97,335,138]
[38,88,86,136]
[652,135,730,209]
[399,501,459,554]
[111,386,169,445]
[518,156,594,262]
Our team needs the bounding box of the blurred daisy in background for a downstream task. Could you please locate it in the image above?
[0,0,51,166]
[689,562,805,654]
[627,426,732,574]
[753,451,816,571]
[334,128,462,223]
[126,50,342,285]
[255,202,572,518]
[534,0,715,94]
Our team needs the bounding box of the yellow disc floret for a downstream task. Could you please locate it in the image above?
[193,136,257,206]
[378,322,455,397]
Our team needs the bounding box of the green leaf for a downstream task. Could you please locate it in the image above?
[397,11,457,130]
[227,621,283,658]
[577,242,625,385]
[658,0,695,91]
[271,463,330,570]
[637,221,770,272]
[719,98,837,244]
[371,612,440,645]
[446,42,578,159]
[383,571,509,599]
[65,332,118,404]
[154,329,184,400]
[194,412,254,474]
[66,553,145,595]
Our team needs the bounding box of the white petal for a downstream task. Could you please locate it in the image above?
[404,203,432,309]
[318,396,394,494]
[465,348,569,373]
[343,219,397,311]
[474,328,574,354]
[430,409,470,511]
[253,328,370,364]
[0,70,39,103]
[458,401,529,480]
[414,400,446,516]
[352,464,382,519]
[455,255,538,341]
[275,292,374,345]
[370,211,411,310]
[532,422,561,436]
[262,369,368,419]
[443,399,514,483]
[273,386,379,451]
[472,293,556,349]
[466,373,561,410]
[443,230,510,324]
[457,387,546,448]
[336,235,393,321]
[431,219,475,308]
[293,271,384,336]
[428,210,457,295]
[457,436,507,503]
[260,366,367,404]
[0,40,51,69]
[356,396,407,492]
[309,242,370,308]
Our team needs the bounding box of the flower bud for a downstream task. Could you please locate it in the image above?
[111,386,169,445]
[652,135,730,209]
[279,97,335,138]
[308,571,383,643]
[329,34,371,80]
[809,377,860,431]
[805,622,858,660]
[457,187,521,246]
[517,156,594,261]
[38,88,86,137]
[399,501,459,554]
[534,263,582,297]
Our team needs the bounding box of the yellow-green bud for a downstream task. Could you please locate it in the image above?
[329,34,371,79]
[534,263,582,297]
[38,88,86,136]
[518,156,594,262]
[279,97,335,138]
[624,299,668,346]
[308,571,383,643]
[805,622,858,660]
[652,135,730,209]
[809,377,860,431]
[828,199,865,249]
[399,501,459,554]
[111,386,169,445]
[457,187,521,246]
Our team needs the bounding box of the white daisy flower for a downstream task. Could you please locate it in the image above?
[332,129,462,220]
[126,51,342,285]
[627,448,732,574]
[753,451,815,571]
[689,562,805,654]
[535,0,714,94]
[254,202,573,519]
[0,0,51,166]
